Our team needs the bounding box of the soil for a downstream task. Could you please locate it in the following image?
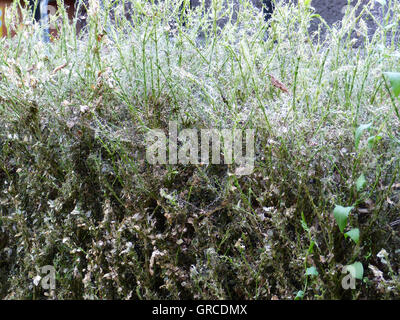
[310,0,377,27]
[190,1,388,40]
[307,0,385,37]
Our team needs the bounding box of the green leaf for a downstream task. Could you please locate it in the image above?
[384,23,396,30]
[333,205,354,233]
[356,173,367,192]
[300,211,309,232]
[295,290,304,300]
[375,0,386,5]
[355,123,372,149]
[345,261,364,280]
[345,228,360,244]
[305,266,319,277]
[367,135,382,149]
[308,240,315,254]
[383,72,400,98]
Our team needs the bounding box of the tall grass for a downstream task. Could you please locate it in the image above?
[0,0,399,299]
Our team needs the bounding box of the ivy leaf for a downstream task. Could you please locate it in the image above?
[345,262,364,280]
[295,290,304,300]
[333,205,354,233]
[356,174,367,192]
[383,72,400,97]
[355,123,372,150]
[305,266,319,277]
[344,228,360,244]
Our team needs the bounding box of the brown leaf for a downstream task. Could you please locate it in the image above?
[268,74,289,94]
[97,33,105,42]
[52,62,68,74]
[27,64,37,73]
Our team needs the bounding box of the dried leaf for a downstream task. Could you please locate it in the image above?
[52,63,68,74]
[33,275,41,286]
[149,249,165,276]
[268,74,289,94]
[368,265,384,280]
[27,64,37,73]
[97,33,105,42]
[66,120,76,129]
[80,105,90,113]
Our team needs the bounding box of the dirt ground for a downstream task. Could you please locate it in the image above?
[272,1,389,44]
[189,0,387,36]
[310,0,376,26]
[307,0,385,36]
[261,0,386,37]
